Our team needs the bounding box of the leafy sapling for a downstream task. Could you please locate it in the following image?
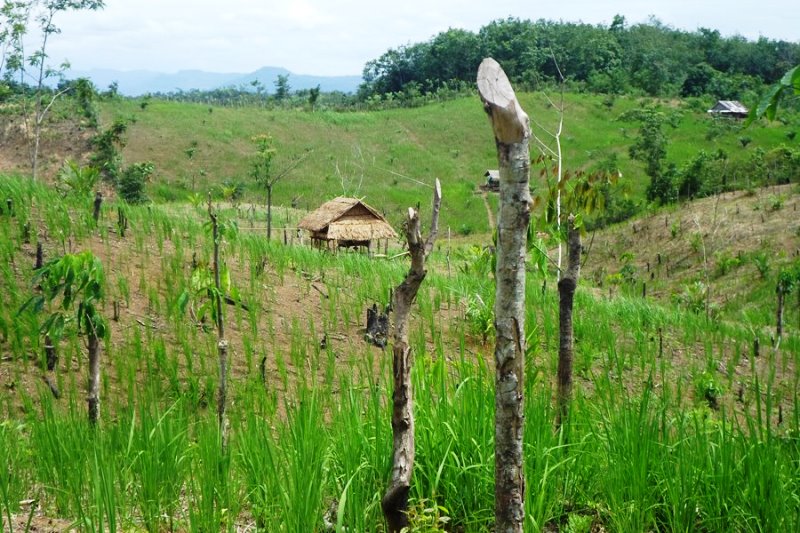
[20,251,107,424]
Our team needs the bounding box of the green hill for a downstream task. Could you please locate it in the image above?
[96,92,796,234]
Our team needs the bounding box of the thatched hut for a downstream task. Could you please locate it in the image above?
[297,197,397,252]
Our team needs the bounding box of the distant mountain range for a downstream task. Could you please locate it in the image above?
[63,66,362,96]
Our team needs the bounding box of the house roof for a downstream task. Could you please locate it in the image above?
[297,197,397,241]
[708,100,749,114]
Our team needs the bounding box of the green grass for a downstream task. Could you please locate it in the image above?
[101,92,798,236]
[0,174,798,531]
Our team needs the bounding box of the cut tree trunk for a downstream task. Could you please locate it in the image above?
[87,332,100,425]
[478,57,531,533]
[43,334,60,399]
[35,242,43,270]
[382,180,441,533]
[556,215,581,430]
[93,191,103,223]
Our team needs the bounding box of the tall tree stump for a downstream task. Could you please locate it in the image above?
[478,57,531,533]
[556,215,581,430]
[382,180,441,533]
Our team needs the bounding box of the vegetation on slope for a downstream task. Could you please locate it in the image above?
[0,172,798,531]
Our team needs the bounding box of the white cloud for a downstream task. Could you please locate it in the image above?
[38,0,799,75]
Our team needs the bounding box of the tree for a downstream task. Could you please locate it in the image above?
[71,76,98,126]
[382,180,441,533]
[21,251,107,424]
[274,73,290,101]
[208,196,228,446]
[478,57,531,533]
[1,0,105,180]
[620,106,678,204]
[89,117,129,182]
[308,84,320,110]
[681,62,718,96]
[249,134,276,237]
[178,198,238,446]
[249,134,308,240]
[117,161,153,204]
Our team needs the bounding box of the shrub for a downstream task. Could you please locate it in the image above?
[118,162,154,204]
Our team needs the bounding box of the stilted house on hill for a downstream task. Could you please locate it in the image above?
[708,100,749,119]
[298,197,397,253]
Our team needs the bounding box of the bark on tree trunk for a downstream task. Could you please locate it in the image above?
[478,57,531,533]
[382,180,441,533]
[87,332,100,425]
[556,215,581,430]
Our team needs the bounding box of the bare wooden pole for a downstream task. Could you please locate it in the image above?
[87,330,100,425]
[478,57,531,533]
[209,195,228,447]
[92,191,103,224]
[556,214,581,430]
[382,179,441,533]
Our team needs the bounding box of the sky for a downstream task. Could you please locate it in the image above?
[44,0,799,76]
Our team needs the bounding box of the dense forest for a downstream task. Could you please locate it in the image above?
[359,15,799,101]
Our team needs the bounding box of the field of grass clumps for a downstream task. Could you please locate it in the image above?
[0,172,798,532]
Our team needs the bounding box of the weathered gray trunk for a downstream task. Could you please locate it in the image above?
[478,57,531,533]
[556,215,581,430]
[382,180,441,533]
[87,332,100,425]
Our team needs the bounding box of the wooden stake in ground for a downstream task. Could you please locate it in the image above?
[477,57,531,533]
[382,179,441,533]
[208,196,228,446]
[93,191,103,224]
[556,215,581,430]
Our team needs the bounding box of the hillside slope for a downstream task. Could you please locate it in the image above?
[104,93,794,233]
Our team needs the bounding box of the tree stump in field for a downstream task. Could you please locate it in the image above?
[365,303,389,348]
[382,180,441,533]
[478,57,531,533]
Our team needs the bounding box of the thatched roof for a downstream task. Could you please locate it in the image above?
[298,197,397,241]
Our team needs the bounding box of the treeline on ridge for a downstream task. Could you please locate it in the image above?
[359,15,800,101]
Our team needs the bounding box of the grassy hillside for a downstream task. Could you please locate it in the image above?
[0,174,798,531]
[95,92,796,234]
